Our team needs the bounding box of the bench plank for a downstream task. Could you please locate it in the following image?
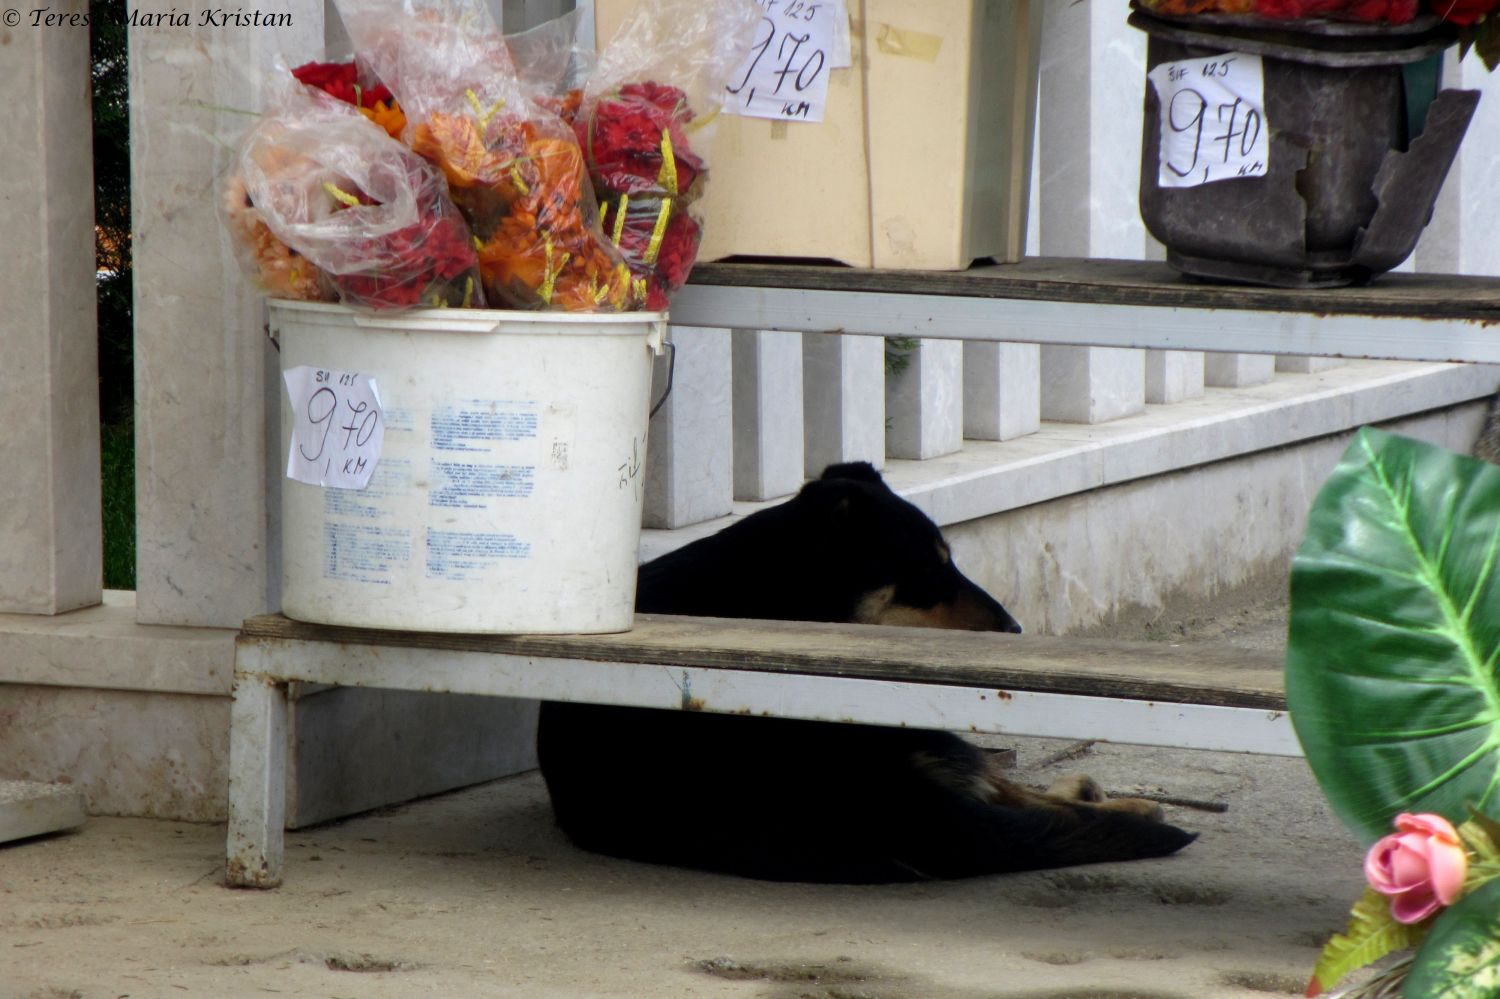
[690,258,1500,322]
[239,614,1285,712]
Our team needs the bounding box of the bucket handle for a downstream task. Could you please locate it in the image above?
[649,340,676,419]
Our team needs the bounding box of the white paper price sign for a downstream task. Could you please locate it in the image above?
[724,0,841,123]
[1148,53,1269,188]
[283,365,384,490]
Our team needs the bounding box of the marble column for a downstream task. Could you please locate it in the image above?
[129,4,323,627]
[0,10,102,614]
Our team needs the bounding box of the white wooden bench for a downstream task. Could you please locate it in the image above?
[226,612,1289,887]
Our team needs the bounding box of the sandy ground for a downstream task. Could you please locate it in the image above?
[2,597,1369,999]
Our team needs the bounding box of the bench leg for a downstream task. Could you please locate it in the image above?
[226,669,288,888]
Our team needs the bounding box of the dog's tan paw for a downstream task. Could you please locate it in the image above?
[1098,796,1167,822]
[1046,773,1106,803]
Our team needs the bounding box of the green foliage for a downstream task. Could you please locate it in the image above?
[1287,428,1500,844]
[93,0,134,587]
[100,419,135,590]
[884,337,917,376]
[1405,879,1500,998]
[93,0,132,425]
[1311,888,1429,997]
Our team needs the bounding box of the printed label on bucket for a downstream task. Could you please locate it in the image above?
[1148,53,1268,188]
[284,365,385,489]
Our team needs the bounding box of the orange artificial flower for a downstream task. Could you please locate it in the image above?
[220,169,330,302]
[416,111,630,311]
[359,99,408,140]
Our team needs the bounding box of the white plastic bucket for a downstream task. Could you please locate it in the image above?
[269,300,665,634]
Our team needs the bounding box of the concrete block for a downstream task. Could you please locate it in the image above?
[732,330,806,501]
[643,326,734,528]
[286,689,540,829]
[887,339,964,460]
[1040,346,1146,424]
[1276,356,1346,374]
[803,333,886,475]
[1205,353,1277,388]
[0,684,229,821]
[0,20,102,614]
[1145,350,1205,405]
[0,781,86,844]
[964,342,1041,441]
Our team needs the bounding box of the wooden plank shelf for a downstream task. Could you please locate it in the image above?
[673,258,1500,363]
[240,613,1286,713]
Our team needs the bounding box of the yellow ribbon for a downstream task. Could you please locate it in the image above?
[657,129,678,196]
[611,193,628,246]
[643,198,672,266]
[538,234,570,305]
[322,181,362,208]
[465,89,506,127]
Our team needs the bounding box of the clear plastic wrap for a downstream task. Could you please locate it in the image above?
[508,7,596,103]
[223,74,483,310]
[335,0,634,311]
[574,0,760,309]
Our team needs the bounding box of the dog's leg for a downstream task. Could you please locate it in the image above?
[1045,773,1165,822]
[977,761,1167,823]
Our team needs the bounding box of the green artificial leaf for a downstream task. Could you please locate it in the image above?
[1404,878,1500,998]
[1287,428,1500,844]
[1474,18,1500,74]
[1311,887,1427,996]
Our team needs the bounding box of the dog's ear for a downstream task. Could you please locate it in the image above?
[818,462,886,487]
[794,471,879,522]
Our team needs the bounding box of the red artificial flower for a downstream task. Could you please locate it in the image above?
[325,167,483,310]
[610,199,701,310]
[336,209,479,308]
[579,82,704,199]
[1343,0,1418,21]
[1432,0,1500,24]
[1254,0,1345,17]
[290,61,395,111]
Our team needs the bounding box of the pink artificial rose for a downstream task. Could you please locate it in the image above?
[1363,812,1468,924]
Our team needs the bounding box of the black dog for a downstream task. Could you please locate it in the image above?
[536,463,1195,883]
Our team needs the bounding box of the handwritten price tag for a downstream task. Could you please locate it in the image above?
[1148,53,1269,188]
[283,365,385,490]
[725,0,840,123]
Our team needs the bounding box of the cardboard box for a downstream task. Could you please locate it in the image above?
[593,0,1041,270]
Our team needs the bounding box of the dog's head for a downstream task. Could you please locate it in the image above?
[786,463,1022,634]
[638,462,1022,633]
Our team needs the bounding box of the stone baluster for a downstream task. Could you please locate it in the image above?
[643,326,734,528]
[803,333,886,475]
[886,339,964,460]
[732,330,805,502]
[963,343,1041,441]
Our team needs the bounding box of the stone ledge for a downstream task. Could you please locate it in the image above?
[0,591,235,696]
[0,780,86,844]
[642,360,1500,560]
